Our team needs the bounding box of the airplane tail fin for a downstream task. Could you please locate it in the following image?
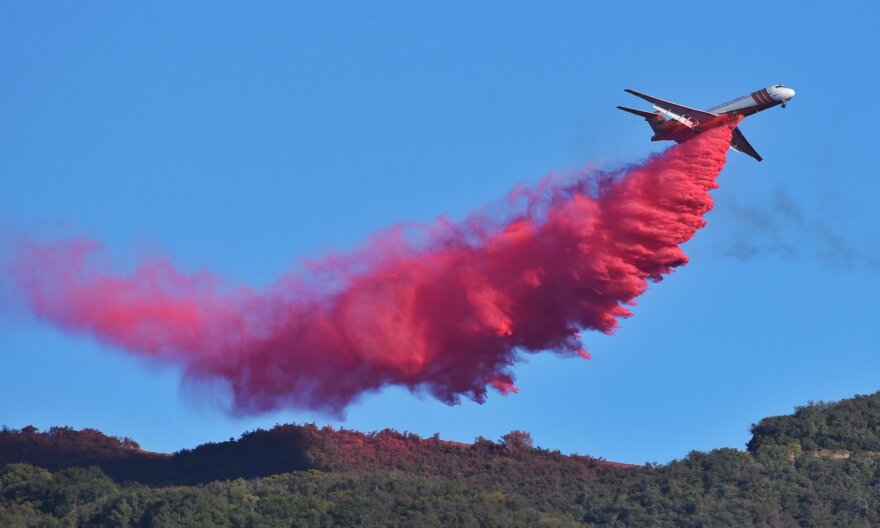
[617,105,665,133]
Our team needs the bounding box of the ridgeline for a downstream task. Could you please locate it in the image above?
[3,391,880,526]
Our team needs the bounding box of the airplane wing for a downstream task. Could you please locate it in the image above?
[730,127,762,162]
[624,89,717,128]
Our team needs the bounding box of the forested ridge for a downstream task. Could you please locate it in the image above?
[748,391,880,453]
[3,391,880,527]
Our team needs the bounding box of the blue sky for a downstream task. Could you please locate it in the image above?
[1,2,879,464]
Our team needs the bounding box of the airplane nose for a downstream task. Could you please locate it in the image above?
[769,86,796,103]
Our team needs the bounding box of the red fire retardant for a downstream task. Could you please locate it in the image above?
[11,124,735,414]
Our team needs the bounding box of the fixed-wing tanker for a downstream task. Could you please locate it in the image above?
[619,85,795,161]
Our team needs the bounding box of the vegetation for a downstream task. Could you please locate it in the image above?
[748,391,880,452]
[0,425,613,487]
[3,391,880,526]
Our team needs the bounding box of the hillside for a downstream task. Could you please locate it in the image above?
[3,390,880,526]
[0,425,622,487]
[748,391,880,453]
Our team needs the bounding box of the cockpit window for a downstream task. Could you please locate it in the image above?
[774,84,784,88]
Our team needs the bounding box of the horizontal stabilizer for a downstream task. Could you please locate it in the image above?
[617,105,659,120]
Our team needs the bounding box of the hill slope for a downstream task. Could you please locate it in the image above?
[3,390,880,527]
[0,425,621,487]
[748,391,880,453]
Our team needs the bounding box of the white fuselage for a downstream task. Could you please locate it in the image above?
[707,85,796,114]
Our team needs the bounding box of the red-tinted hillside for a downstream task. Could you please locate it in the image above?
[0,424,632,486]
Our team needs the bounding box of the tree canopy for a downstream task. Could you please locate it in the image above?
[3,390,880,526]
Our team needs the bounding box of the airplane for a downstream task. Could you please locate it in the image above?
[618,85,796,161]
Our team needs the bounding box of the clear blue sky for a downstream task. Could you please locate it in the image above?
[2,2,878,464]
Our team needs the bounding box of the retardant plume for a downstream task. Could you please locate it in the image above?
[10,124,734,415]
